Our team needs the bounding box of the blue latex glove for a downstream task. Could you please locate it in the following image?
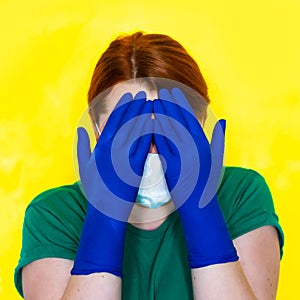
[71,92,153,277]
[153,88,238,268]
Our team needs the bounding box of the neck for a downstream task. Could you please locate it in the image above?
[128,201,175,230]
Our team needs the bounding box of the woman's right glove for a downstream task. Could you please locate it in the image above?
[71,91,153,277]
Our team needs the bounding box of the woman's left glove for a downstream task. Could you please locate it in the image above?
[71,92,153,277]
[153,88,239,269]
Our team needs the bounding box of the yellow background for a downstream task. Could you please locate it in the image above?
[0,0,299,298]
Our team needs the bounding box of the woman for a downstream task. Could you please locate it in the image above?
[15,32,284,299]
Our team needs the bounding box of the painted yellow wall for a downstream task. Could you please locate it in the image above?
[0,0,299,298]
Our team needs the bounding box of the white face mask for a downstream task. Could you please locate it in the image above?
[136,153,172,209]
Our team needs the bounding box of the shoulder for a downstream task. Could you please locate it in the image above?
[219,166,284,258]
[218,166,283,242]
[19,182,87,258]
[28,182,86,206]
[222,166,266,184]
[218,166,273,209]
[23,182,87,246]
[15,183,86,297]
[219,166,271,201]
[27,182,87,215]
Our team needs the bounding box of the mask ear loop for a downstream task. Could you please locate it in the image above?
[98,115,109,133]
[89,106,101,139]
[89,106,110,138]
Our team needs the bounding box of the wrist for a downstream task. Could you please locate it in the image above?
[71,204,127,277]
[177,196,239,268]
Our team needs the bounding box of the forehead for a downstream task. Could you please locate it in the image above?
[89,80,158,126]
[89,78,208,126]
[106,81,157,110]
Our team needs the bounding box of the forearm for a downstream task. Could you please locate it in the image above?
[61,272,121,300]
[191,261,257,300]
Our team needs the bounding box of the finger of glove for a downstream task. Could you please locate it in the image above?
[198,120,226,208]
[132,118,153,163]
[159,88,205,145]
[171,87,205,137]
[153,99,176,153]
[159,88,189,130]
[154,98,182,142]
[120,91,147,125]
[116,94,148,146]
[130,100,153,156]
[171,87,197,117]
[100,92,133,141]
[158,89,187,127]
[210,119,226,163]
[114,90,136,110]
[77,127,91,172]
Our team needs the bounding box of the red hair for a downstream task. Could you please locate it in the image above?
[87,32,210,105]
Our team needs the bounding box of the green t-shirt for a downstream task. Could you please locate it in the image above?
[14,167,284,299]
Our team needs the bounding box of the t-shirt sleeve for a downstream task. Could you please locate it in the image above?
[218,167,284,259]
[14,185,86,298]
